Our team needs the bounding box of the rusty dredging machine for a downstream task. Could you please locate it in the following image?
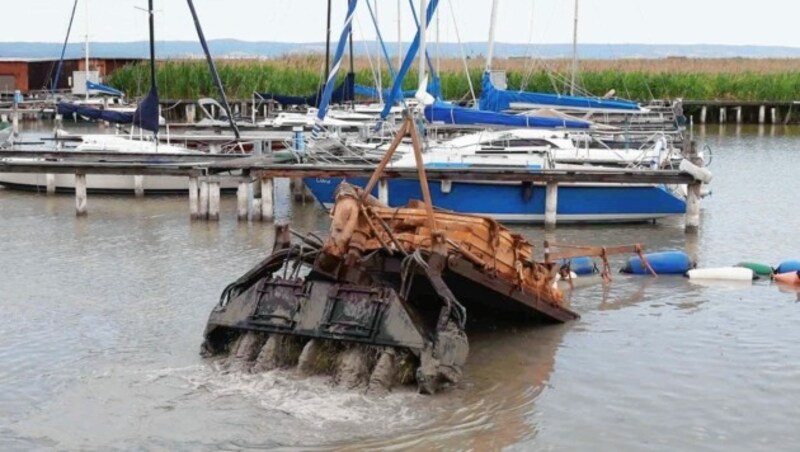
[200,117,650,394]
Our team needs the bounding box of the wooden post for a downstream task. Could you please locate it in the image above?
[188,176,199,220]
[700,106,707,124]
[735,106,742,124]
[261,177,274,221]
[46,174,56,195]
[771,107,778,124]
[237,180,249,221]
[208,181,221,221]
[133,175,144,197]
[199,180,209,220]
[685,182,701,233]
[185,103,196,124]
[75,173,87,217]
[54,115,63,150]
[378,179,389,205]
[758,105,766,124]
[544,182,558,230]
[719,107,726,124]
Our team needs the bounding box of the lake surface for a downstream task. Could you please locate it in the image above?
[1,123,799,450]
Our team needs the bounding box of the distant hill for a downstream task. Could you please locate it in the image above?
[3,40,800,60]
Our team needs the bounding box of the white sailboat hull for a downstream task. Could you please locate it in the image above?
[0,172,238,195]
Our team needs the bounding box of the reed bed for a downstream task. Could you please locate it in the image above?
[107,56,800,102]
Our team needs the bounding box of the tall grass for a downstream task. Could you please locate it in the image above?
[107,56,800,102]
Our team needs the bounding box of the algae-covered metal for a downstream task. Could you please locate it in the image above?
[201,182,578,394]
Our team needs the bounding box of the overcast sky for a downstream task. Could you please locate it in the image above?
[3,0,798,47]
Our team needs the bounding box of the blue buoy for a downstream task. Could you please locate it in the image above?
[621,250,693,275]
[558,256,596,275]
[776,259,800,274]
[292,126,306,152]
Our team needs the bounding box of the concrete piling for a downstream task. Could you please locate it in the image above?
[75,173,87,217]
[544,182,558,230]
[133,175,144,197]
[759,105,766,124]
[700,106,707,124]
[188,177,199,220]
[199,180,209,220]
[291,177,306,203]
[237,181,249,221]
[685,182,701,233]
[46,174,56,195]
[735,106,743,124]
[260,177,274,221]
[378,179,389,205]
[208,181,221,221]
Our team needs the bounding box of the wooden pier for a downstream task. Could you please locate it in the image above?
[683,100,800,125]
[0,150,705,232]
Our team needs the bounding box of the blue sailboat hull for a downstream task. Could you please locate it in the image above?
[303,177,686,223]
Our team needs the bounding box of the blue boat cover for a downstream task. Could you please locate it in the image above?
[56,86,160,132]
[86,80,124,97]
[257,72,355,108]
[424,100,591,129]
[479,72,642,112]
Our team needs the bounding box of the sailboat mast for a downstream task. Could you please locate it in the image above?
[375,0,383,105]
[435,3,440,76]
[147,0,158,141]
[185,0,241,141]
[570,0,579,96]
[147,0,156,95]
[397,0,402,69]
[485,0,499,72]
[348,0,354,109]
[52,0,79,95]
[84,0,90,101]
[418,0,427,86]
[325,0,332,83]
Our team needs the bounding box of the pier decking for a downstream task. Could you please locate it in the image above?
[0,149,704,232]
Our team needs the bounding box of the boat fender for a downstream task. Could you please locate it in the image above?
[735,262,773,276]
[773,271,800,285]
[558,256,597,276]
[687,267,755,281]
[679,159,713,184]
[621,250,694,275]
[775,259,800,274]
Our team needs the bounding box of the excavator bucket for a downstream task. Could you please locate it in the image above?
[201,183,578,394]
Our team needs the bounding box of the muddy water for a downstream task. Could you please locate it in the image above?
[1,124,800,450]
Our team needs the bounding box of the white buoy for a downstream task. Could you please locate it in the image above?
[687,267,754,281]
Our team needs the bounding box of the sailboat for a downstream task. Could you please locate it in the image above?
[0,0,240,194]
[297,0,694,224]
[479,0,644,115]
[51,0,134,115]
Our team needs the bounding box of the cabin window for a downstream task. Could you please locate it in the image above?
[506,139,551,147]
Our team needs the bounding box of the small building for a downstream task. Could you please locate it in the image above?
[0,57,142,95]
